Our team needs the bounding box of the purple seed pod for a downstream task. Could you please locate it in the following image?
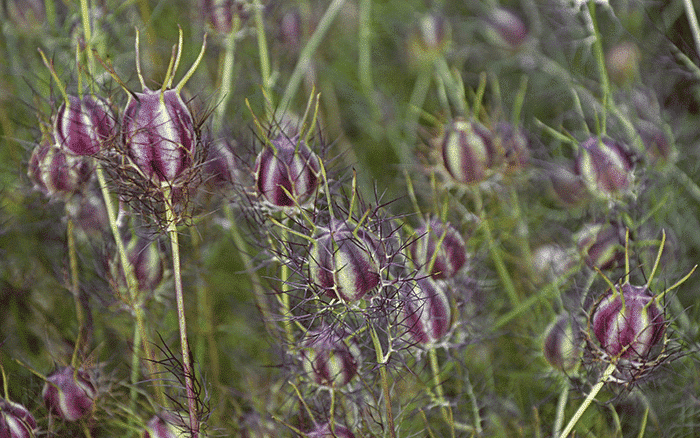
[204,139,237,185]
[0,398,37,438]
[54,95,116,156]
[590,283,665,360]
[485,7,528,50]
[109,234,164,292]
[123,89,196,184]
[543,314,582,371]
[494,122,530,173]
[307,423,356,438]
[309,220,382,302]
[440,118,495,185]
[142,413,186,438]
[42,367,96,422]
[575,136,634,200]
[399,277,453,345]
[549,162,588,207]
[27,140,93,199]
[254,134,320,207]
[409,218,466,279]
[576,222,626,271]
[301,327,361,387]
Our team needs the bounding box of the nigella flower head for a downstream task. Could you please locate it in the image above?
[54,94,116,156]
[409,217,467,279]
[439,118,496,185]
[0,398,37,438]
[543,314,582,372]
[575,136,635,201]
[300,326,361,388]
[254,133,320,207]
[42,366,96,422]
[398,275,453,346]
[28,138,93,199]
[309,219,382,303]
[583,230,696,385]
[120,27,207,187]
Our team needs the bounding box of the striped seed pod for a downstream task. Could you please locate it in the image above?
[254,134,320,207]
[575,136,634,200]
[543,314,582,372]
[409,218,466,279]
[54,95,115,156]
[590,283,665,360]
[576,222,626,271]
[309,220,382,302]
[142,413,187,438]
[301,327,361,387]
[399,277,453,345]
[0,398,37,438]
[108,234,164,293]
[28,140,92,199]
[441,118,495,185]
[42,367,96,422]
[123,89,196,184]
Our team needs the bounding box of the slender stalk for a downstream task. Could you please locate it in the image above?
[253,0,273,119]
[278,0,346,114]
[213,17,241,133]
[162,185,199,437]
[66,217,85,368]
[428,348,455,437]
[95,164,165,407]
[369,325,396,438]
[552,373,571,438]
[559,362,616,438]
[464,369,483,435]
[683,0,700,60]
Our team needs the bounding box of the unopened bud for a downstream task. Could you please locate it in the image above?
[399,277,453,345]
[576,222,626,271]
[440,118,495,185]
[28,140,93,198]
[410,218,466,279]
[301,327,361,387]
[55,95,115,156]
[0,398,37,438]
[42,367,96,422]
[575,136,634,200]
[543,314,581,371]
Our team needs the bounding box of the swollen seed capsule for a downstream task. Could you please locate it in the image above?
[549,162,588,207]
[543,315,581,372]
[575,136,634,200]
[590,283,665,360]
[399,277,453,345]
[494,122,530,173]
[485,7,529,50]
[123,89,196,184]
[441,118,495,185]
[309,220,381,302]
[204,139,237,185]
[576,222,626,271]
[410,219,466,279]
[254,134,320,207]
[308,423,356,438]
[301,328,361,388]
[28,141,92,199]
[54,95,115,156]
[42,367,96,422]
[108,235,164,293]
[0,398,37,438]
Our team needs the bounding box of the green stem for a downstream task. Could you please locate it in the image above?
[213,17,241,133]
[78,0,95,84]
[253,0,273,118]
[588,1,609,135]
[278,0,346,114]
[162,185,199,437]
[683,0,700,60]
[428,348,455,437]
[559,362,616,438]
[464,369,483,435]
[95,164,165,407]
[369,325,396,438]
[66,217,85,368]
[552,373,571,438]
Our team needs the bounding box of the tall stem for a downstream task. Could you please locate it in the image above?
[163,185,199,437]
[66,217,85,368]
[559,362,616,437]
[369,325,396,438]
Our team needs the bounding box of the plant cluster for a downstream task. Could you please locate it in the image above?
[2,0,700,437]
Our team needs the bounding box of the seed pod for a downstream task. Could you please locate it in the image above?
[399,277,453,345]
[123,89,196,184]
[543,314,581,371]
[108,234,164,292]
[441,118,495,185]
[301,327,361,387]
[0,398,37,438]
[590,283,665,360]
[576,222,626,271]
[410,218,466,279]
[549,162,588,207]
[254,134,320,207]
[307,423,356,438]
[42,367,96,422]
[27,140,93,199]
[309,220,382,302]
[575,136,634,200]
[204,139,237,185]
[54,95,115,156]
[494,122,530,173]
[143,413,186,438]
[485,7,528,50]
